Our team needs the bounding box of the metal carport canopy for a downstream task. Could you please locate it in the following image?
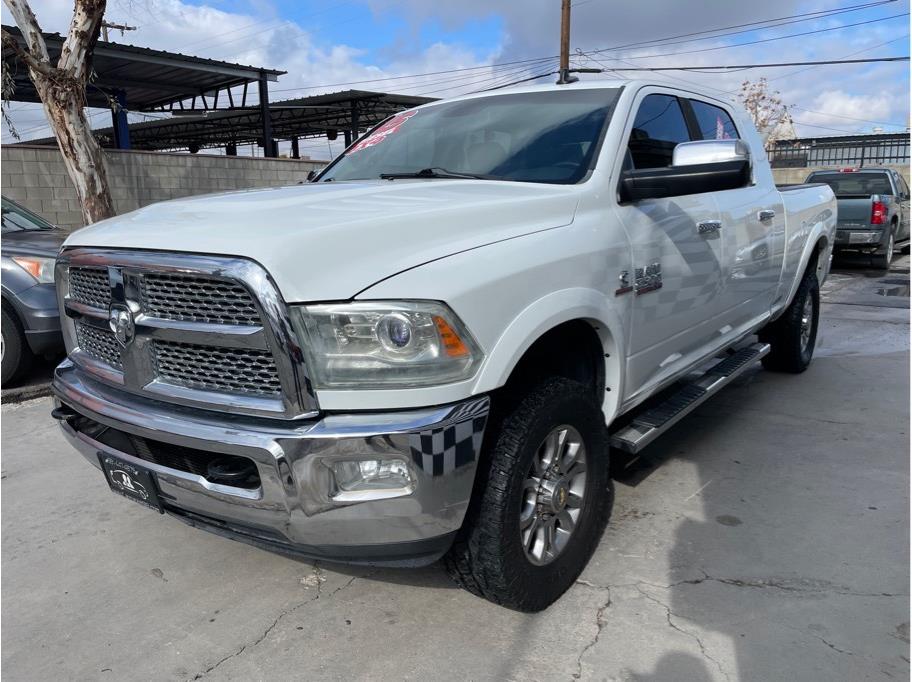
[21,90,436,154]
[1,25,284,111]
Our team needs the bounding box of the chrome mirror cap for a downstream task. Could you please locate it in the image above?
[673,139,751,167]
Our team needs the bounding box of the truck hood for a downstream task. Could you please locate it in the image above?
[65,180,578,301]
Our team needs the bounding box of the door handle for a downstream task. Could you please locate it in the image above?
[697,220,722,235]
[758,209,776,222]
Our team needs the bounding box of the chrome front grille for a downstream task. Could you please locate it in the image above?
[75,320,123,369]
[59,250,317,419]
[153,341,282,396]
[141,273,260,325]
[69,267,111,309]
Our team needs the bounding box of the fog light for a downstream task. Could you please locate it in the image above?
[330,458,414,499]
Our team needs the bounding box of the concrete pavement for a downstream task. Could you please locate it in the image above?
[2,263,908,681]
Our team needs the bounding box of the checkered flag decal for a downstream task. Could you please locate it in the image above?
[408,398,489,477]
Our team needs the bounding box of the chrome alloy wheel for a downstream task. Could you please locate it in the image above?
[800,295,814,352]
[520,425,588,566]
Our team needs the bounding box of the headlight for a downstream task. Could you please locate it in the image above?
[12,256,56,284]
[291,301,483,389]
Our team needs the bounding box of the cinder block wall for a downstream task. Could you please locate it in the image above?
[772,163,910,186]
[1,145,324,231]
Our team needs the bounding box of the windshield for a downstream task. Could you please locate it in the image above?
[319,88,621,185]
[1,198,55,233]
[809,172,893,197]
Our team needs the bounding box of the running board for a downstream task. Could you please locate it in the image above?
[610,342,770,454]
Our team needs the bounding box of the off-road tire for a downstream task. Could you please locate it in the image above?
[759,268,819,373]
[444,377,613,612]
[1,306,32,385]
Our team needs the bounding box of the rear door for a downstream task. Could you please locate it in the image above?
[685,97,784,331]
[612,89,726,404]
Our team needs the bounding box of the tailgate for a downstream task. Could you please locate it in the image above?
[836,197,874,227]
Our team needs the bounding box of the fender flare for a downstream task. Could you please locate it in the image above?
[780,224,832,313]
[470,287,626,422]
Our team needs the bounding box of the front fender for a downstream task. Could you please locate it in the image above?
[470,288,626,423]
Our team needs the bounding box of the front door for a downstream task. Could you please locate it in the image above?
[612,91,727,405]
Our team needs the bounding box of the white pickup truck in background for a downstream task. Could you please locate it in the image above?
[51,80,836,612]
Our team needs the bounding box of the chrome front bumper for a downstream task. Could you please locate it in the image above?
[53,360,489,566]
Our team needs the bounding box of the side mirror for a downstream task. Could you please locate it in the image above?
[620,139,751,202]
[306,169,318,183]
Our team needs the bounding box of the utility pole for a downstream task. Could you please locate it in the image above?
[101,21,136,42]
[557,0,576,85]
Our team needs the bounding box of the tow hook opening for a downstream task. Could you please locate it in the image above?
[56,404,262,490]
[206,458,260,487]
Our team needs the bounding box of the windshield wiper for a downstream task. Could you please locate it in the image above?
[379,167,486,180]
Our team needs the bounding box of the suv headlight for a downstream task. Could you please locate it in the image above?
[291,301,483,389]
[12,256,55,284]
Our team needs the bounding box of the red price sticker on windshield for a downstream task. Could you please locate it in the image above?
[348,111,418,154]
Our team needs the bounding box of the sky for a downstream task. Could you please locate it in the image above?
[2,0,910,158]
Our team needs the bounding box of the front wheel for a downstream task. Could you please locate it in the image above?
[1,306,32,385]
[444,378,613,612]
[759,267,819,373]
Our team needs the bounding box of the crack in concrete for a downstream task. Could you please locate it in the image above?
[636,570,905,598]
[189,566,372,680]
[635,585,731,682]
[571,587,611,681]
[810,633,855,657]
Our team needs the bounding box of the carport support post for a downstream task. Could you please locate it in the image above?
[344,130,352,147]
[258,71,275,158]
[290,137,300,159]
[350,101,360,144]
[111,90,131,150]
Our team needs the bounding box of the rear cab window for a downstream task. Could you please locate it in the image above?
[808,172,894,197]
[688,99,740,140]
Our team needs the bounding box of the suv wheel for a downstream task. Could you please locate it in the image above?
[1,306,32,385]
[444,377,613,612]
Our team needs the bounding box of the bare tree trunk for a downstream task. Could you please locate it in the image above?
[3,0,115,225]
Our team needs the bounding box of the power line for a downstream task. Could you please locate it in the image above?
[267,55,560,94]
[583,0,896,56]
[264,2,904,101]
[592,56,909,71]
[584,41,910,131]
[592,12,909,61]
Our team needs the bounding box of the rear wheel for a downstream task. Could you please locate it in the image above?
[444,377,612,612]
[1,306,32,385]
[759,267,819,373]
[871,230,895,270]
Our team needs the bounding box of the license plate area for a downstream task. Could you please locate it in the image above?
[98,453,164,513]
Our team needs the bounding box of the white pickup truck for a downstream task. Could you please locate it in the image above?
[52,80,836,612]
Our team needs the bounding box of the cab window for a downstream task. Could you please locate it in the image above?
[689,100,740,140]
[627,94,691,169]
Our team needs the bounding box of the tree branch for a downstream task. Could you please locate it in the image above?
[1,28,55,78]
[3,0,51,63]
